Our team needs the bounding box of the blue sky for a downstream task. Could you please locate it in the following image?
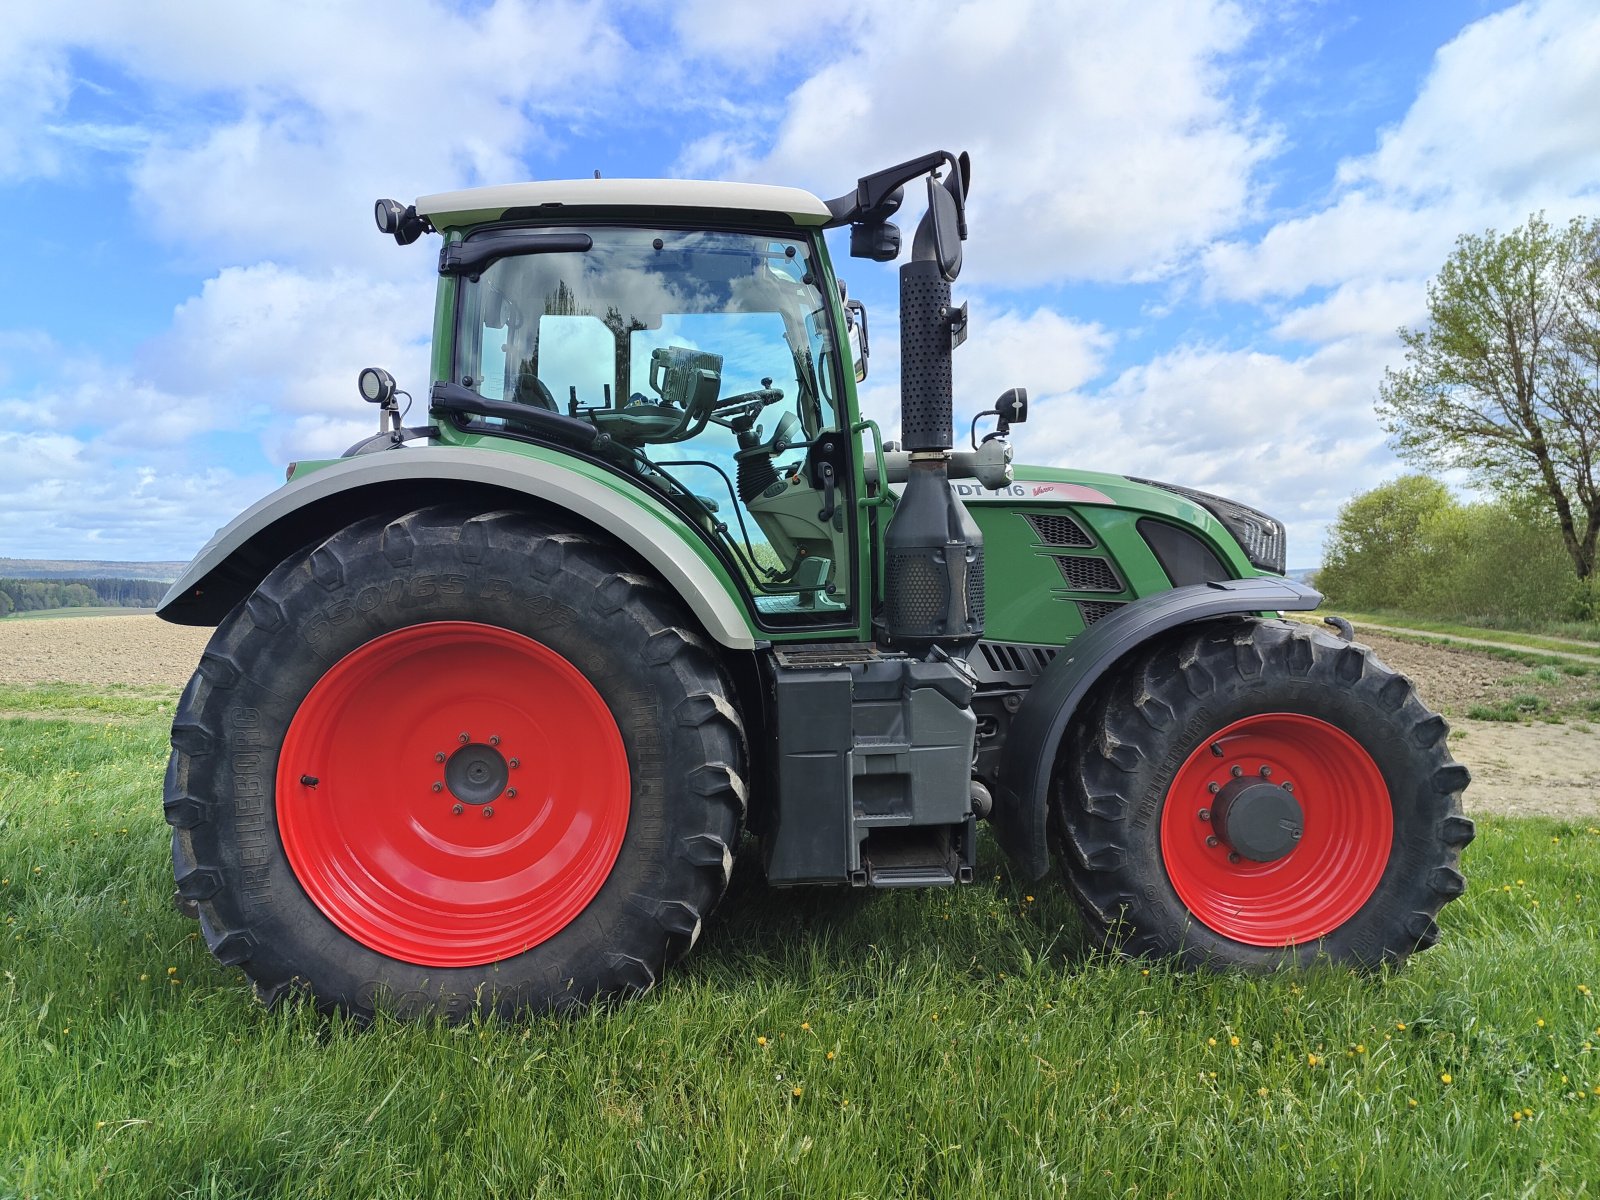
[2,0,1598,567]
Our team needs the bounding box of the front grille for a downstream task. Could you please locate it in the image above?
[1055,555,1121,592]
[1078,600,1125,626]
[1026,513,1093,547]
[967,548,986,624]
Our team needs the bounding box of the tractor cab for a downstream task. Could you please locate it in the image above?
[396,183,868,627]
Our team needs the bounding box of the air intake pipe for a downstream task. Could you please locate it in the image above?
[878,167,985,654]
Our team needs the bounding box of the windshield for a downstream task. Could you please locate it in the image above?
[454,226,852,623]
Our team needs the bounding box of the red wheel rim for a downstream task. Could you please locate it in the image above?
[276,621,630,967]
[1159,713,1392,946]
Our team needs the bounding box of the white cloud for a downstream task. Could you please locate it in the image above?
[0,429,279,560]
[1269,279,1426,343]
[0,1,629,264]
[1019,339,1405,567]
[1343,0,1600,201]
[683,0,1277,284]
[1206,0,1600,305]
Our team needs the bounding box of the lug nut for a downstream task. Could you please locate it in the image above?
[490,735,501,746]
[1206,835,1220,847]
[1208,782,1220,794]
[434,752,446,763]
[1228,852,1241,864]
[483,806,494,819]
[1283,782,1294,793]
[1230,765,1243,778]
[458,731,471,744]
[508,758,520,769]
[431,782,443,793]
[452,803,464,815]
[1198,807,1212,822]
[506,788,518,799]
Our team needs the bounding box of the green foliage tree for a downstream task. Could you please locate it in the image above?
[1318,475,1452,611]
[1378,213,1600,606]
[1318,476,1574,622]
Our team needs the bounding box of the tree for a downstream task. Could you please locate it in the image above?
[1318,476,1575,621]
[1318,475,1453,610]
[1378,213,1600,597]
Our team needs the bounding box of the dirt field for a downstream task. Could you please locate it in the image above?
[1,613,1595,820]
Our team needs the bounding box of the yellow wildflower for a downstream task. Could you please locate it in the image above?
[1207,1037,1217,1047]
[1230,1036,1241,1047]
[1440,1073,1453,1084]
[792,1087,803,1098]
[756,1036,767,1046]
[1407,1098,1418,1109]
[1307,1054,1320,1066]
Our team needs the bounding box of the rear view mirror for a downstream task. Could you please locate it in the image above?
[925,176,963,282]
[845,298,870,382]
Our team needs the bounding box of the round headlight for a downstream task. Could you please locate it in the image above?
[358,366,396,405]
[374,198,403,235]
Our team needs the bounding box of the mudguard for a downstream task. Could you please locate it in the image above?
[991,576,1322,880]
[156,445,758,650]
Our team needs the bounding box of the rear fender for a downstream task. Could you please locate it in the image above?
[991,576,1322,880]
[156,446,758,650]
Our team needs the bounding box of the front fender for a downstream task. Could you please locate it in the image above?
[991,576,1322,880]
[157,445,758,650]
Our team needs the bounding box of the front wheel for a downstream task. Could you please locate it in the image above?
[164,506,746,1020]
[1052,619,1474,968]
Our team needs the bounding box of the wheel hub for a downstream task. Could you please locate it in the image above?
[276,621,630,968]
[1212,778,1303,862]
[444,741,509,806]
[1160,712,1394,946]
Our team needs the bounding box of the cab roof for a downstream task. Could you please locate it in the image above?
[415,178,833,229]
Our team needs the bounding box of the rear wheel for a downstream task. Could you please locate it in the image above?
[164,506,746,1019]
[1052,619,1474,968]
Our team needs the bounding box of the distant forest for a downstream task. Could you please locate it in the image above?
[0,577,167,616]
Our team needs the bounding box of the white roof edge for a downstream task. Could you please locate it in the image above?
[415,179,833,226]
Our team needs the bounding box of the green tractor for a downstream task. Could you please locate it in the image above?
[158,151,1472,1020]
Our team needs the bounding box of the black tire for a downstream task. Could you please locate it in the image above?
[1052,618,1474,968]
[164,505,746,1020]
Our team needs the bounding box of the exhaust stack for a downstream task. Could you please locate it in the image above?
[879,246,984,653]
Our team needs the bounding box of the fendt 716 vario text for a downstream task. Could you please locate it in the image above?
[158,152,1473,1019]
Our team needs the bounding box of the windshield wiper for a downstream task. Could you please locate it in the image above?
[439,232,593,276]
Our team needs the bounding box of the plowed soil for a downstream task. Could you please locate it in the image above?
[1,613,1595,820]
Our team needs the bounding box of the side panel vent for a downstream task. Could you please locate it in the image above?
[1054,555,1121,592]
[1078,600,1125,626]
[1025,513,1093,547]
[973,640,1060,687]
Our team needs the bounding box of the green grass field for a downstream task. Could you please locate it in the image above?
[2,607,158,621]
[3,683,1598,1198]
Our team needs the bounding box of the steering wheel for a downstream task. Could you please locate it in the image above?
[711,379,785,427]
